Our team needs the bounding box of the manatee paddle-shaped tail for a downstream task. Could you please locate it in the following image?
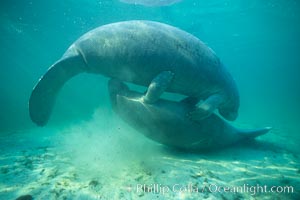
[238,127,272,139]
[29,50,86,126]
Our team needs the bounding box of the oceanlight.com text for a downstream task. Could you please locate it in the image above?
[208,183,294,196]
[126,183,294,196]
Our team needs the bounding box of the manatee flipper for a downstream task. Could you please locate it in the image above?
[143,71,174,103]
[188,94,224,121]
[29,51,86,126]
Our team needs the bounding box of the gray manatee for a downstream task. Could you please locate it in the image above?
[108,77,270,151]
[29,20,239,126]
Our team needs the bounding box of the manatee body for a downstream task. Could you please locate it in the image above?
[108,79,270,151]
[29,20,239,126]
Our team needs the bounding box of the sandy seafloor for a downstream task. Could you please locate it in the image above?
[0,108,299,200]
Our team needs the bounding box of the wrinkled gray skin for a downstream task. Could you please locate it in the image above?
[108,79,271,151]
[29,20,239,126]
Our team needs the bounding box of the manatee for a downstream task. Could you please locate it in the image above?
[108,77,271,151]
[29,20,239,126]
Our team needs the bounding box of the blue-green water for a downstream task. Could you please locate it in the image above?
[0,0,299,199]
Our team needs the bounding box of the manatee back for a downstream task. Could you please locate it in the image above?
[75,21,226,95]
[76,20,239,120]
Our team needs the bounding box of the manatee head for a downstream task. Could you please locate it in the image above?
[218,65,240,121]
[219,96,239,121]
[108,79,130,99]
[219,107,238,121]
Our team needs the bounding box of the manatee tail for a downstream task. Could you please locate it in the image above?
[29,51,86,126]
[239,127,272,139]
